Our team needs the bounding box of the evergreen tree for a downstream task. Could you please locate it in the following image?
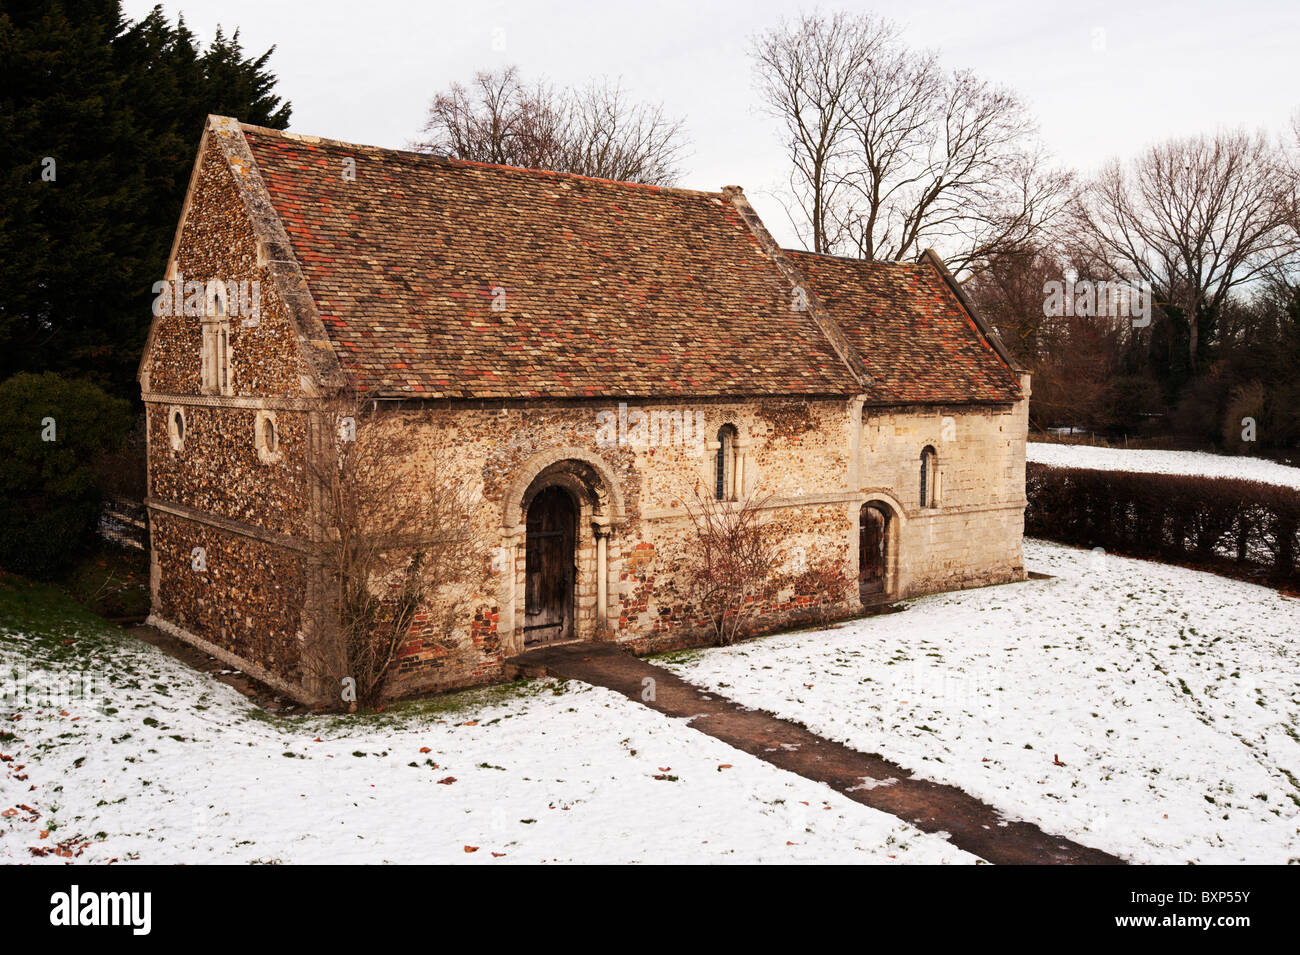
[0,1,291,396]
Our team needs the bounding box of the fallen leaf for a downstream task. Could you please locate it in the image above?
[463,845,479,853]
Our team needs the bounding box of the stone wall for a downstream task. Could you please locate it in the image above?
[142,133,318,700]
[376,397,862,697]
[141,131,1032,705]
[859,377,1030,598]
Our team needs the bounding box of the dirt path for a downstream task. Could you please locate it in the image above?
[508,642,1123,865]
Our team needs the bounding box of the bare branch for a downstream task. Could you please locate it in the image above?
[412,66,688,185]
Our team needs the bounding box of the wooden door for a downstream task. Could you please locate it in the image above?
[859,505,887,599]
[524,486,576,644]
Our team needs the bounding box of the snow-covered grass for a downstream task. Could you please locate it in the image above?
[6,537,1297,865]
[1027,441,1300,487]
[0,576,970,865]
[658,540,1300,864]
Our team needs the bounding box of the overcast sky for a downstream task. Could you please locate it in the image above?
[122,0,1299,246]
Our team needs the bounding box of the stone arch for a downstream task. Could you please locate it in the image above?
[699,411,755,500]
[502,446,625,531]
[857,491,906,604]
[860,489,907,526]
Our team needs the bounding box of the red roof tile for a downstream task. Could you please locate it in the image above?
[239,126,861,399]
[784,250,1023,405]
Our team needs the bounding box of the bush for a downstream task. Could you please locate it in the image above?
[0,373,133,579]
[1026,462,1300,587]
[1221,382,1266,453]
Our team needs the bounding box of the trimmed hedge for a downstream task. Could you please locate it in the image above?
[1025,462,1300,587]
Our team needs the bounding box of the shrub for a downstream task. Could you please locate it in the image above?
[1026,462,1300,587]
[0,373,132,579]
[1221,382,1266,453]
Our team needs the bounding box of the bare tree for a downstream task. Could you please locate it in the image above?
[751,12,1065,271]
[413,66,687,186]
[751,11,885,253]
[557,80,687,185]
[681,491,776,646]
[411,66,562,170]
[305,396,481,710]
[1075,129,1296,369]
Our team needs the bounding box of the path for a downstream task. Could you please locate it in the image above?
[507,642,1123,865]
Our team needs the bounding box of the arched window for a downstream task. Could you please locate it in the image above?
[168,406,186,451]
[920,446,938,507]
[715,424,738,501]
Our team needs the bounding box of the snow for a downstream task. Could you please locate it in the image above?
[5,540,1297,864]
[658,540,1300,864]
[0,616,969,865]
[1027,441,1300,488]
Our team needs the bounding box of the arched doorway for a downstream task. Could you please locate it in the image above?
[859,503,891,603]
[524,485,577,645]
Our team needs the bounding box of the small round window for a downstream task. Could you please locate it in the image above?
[255,410,281,464]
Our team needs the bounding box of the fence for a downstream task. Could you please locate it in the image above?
[98,494,147,551]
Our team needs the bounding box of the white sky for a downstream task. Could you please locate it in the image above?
[122,0,1300,246]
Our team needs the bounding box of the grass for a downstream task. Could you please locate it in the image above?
[0,571,124,658]
[61,546,149,620]
[0,566,552,736]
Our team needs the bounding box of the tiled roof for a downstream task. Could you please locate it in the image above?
[784,250,1023,405]
[238,125,861,399]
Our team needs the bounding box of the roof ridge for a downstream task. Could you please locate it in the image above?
[786,247,919,269]
[233,116,721,199]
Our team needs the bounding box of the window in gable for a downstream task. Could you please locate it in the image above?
[200,284,233,396]
[200,320,232,395]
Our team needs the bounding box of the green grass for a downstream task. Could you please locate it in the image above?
[62,547,150,619]
[0,571,126,659]
[0,565,559,734]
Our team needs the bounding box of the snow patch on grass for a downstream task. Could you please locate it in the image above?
[0,579,971,865]
[1027,442,1300,488]
[659,540,1300,864]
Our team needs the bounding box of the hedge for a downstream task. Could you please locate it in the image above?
[1025,462,1300,588]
